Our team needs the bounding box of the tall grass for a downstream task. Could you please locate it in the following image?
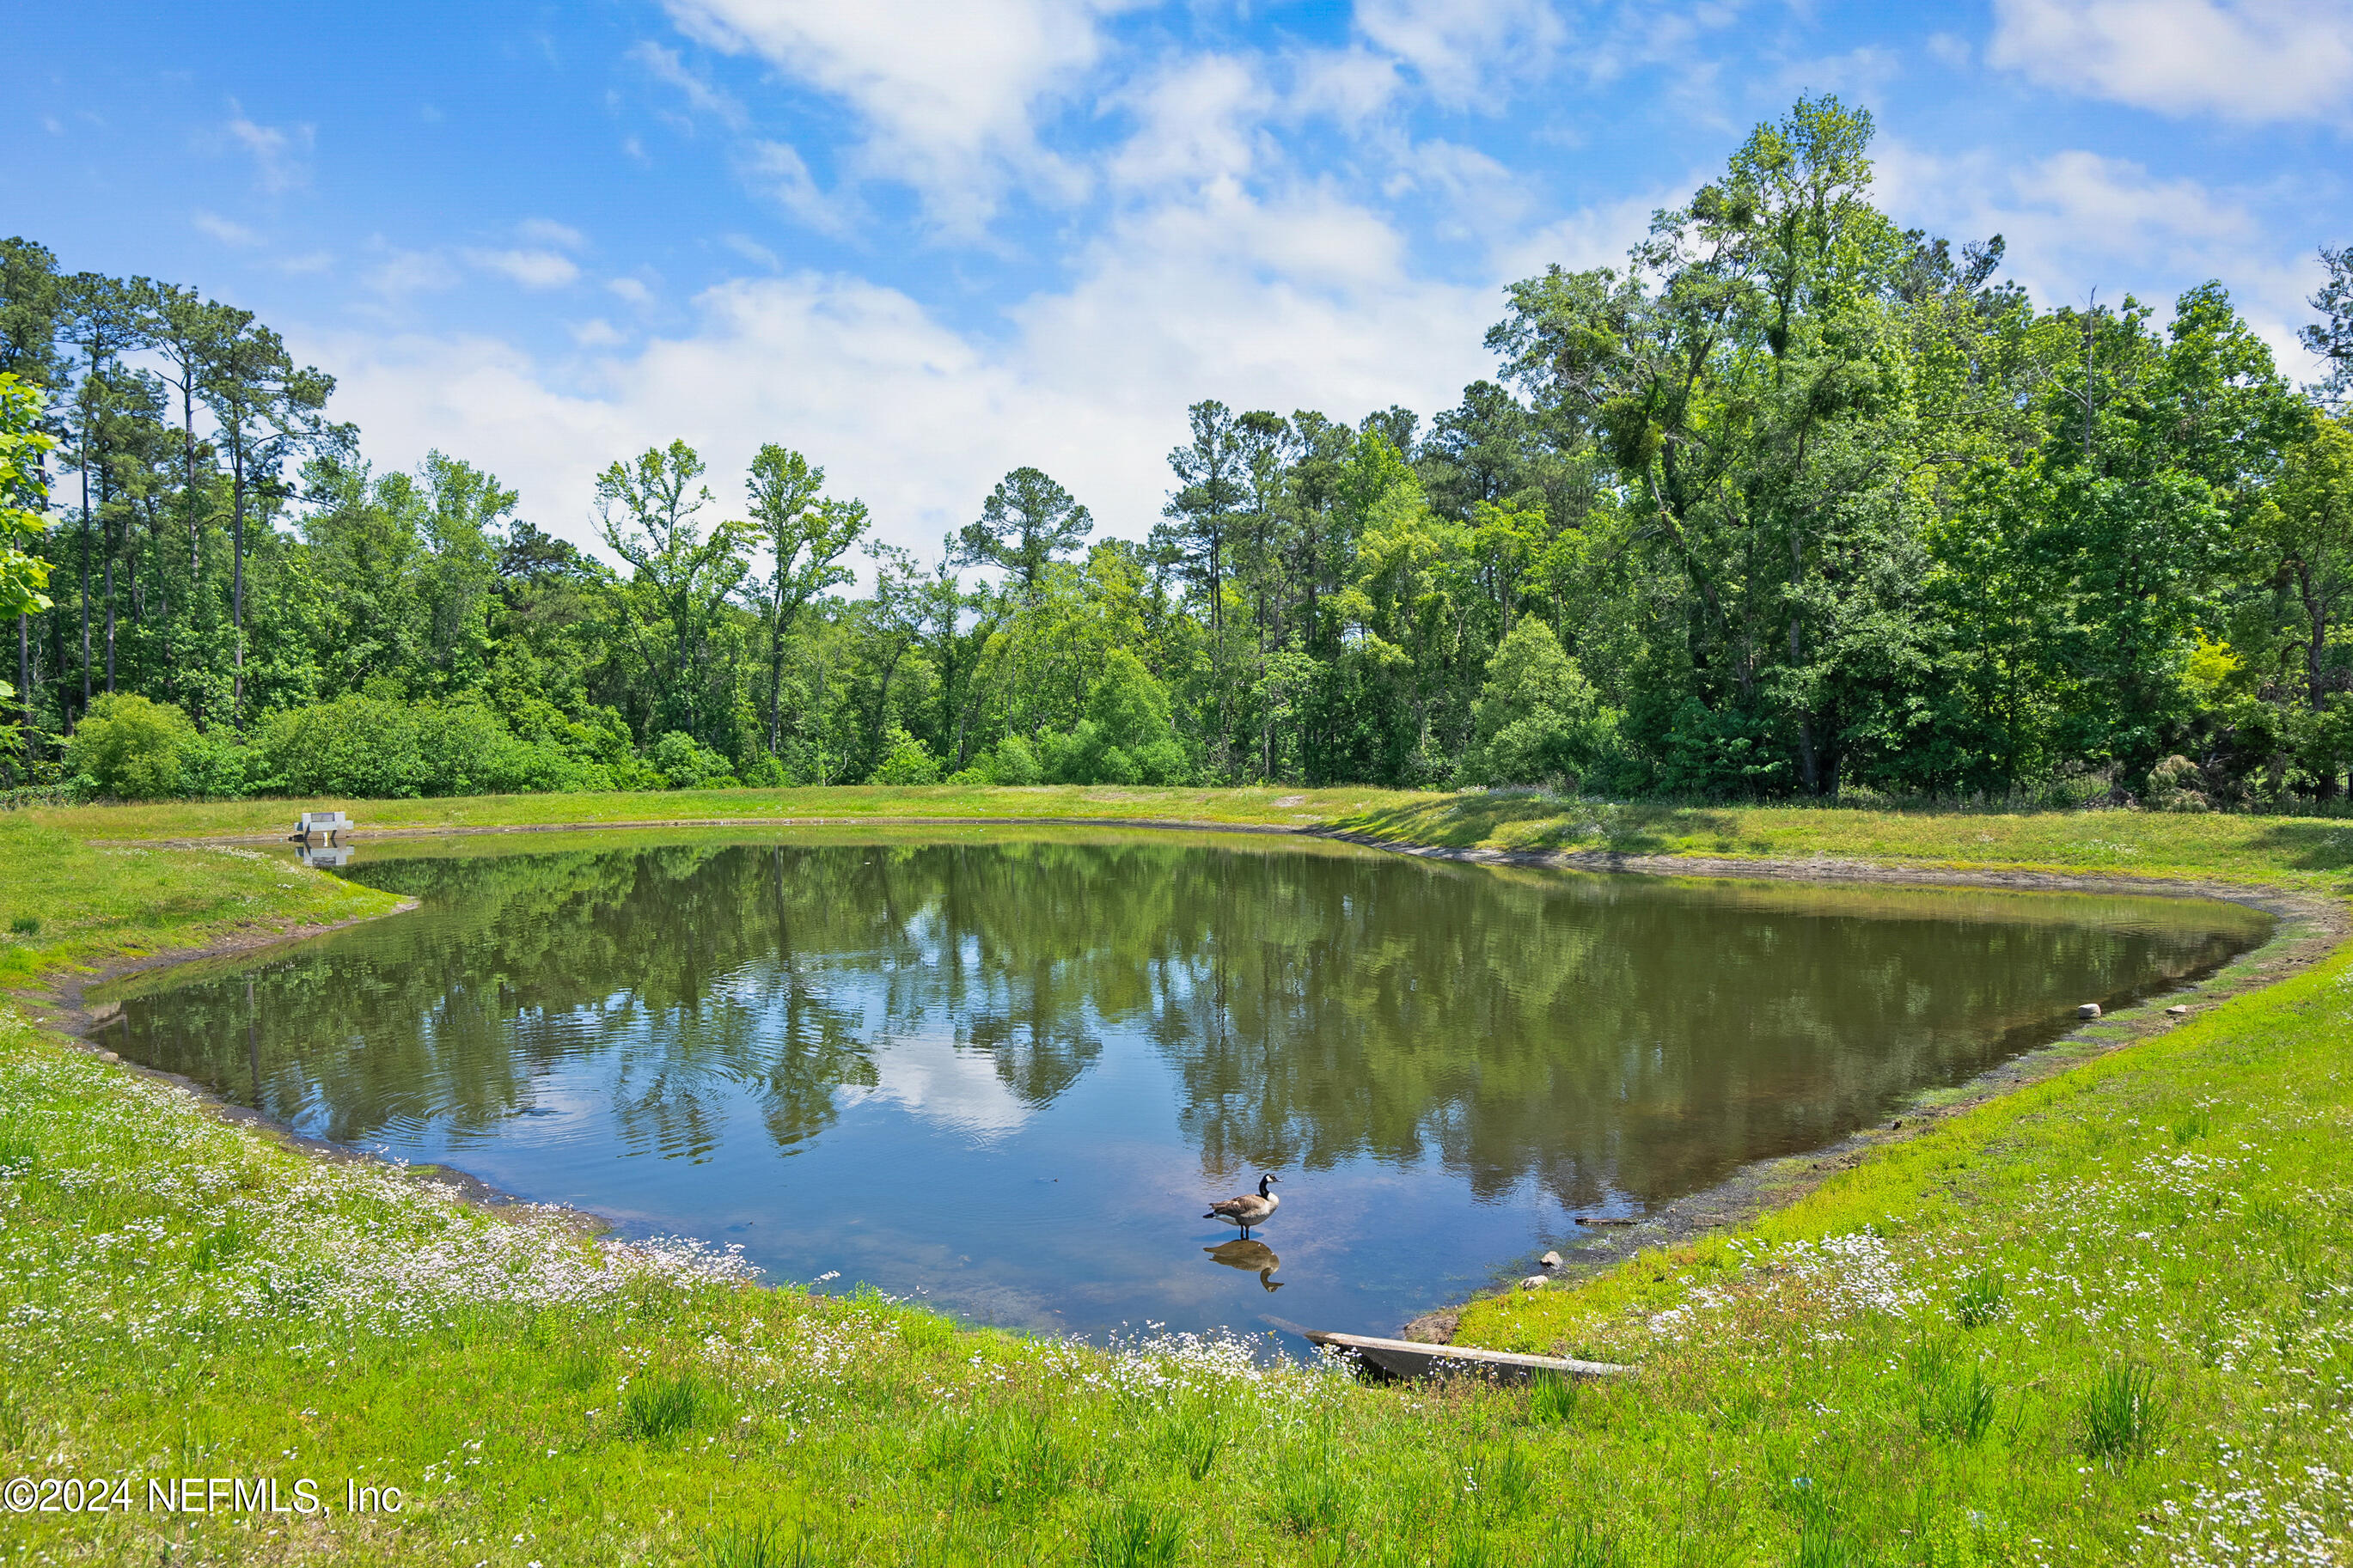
[2081,1363,2165,1463]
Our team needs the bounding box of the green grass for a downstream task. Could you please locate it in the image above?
[2,788,2350,1563]
[34,782,2353,891]
[0,814,405,987]
[21,784,1403,845]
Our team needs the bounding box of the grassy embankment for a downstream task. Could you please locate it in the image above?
[1,791,2349,1565]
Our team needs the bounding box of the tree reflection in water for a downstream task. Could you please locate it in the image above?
[111,833,2268,1217]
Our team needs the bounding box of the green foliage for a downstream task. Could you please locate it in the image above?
[1463,616,1609,788]
[648,729,736,790]
[8,95,2350,806]
[256,695,613,798]
[1041,650,1189,785]
[871,726,942,784]
[64,694,199,799]
[0,372,52,619]
[986,733,1042,786]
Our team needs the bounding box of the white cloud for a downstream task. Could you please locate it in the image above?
[608,277,657,306]
[1105,55,1269,192]
[724,233,784,272]
[1988,0,2353,122]
[1875,139,2325,372]
[516,217,588,250]
[1288,46,1404,125]
[1355,0,1567,104]
[570,318,628,347]
[222,101,313,193]
[193,210,262,247]
[364,249,461,297]
[741,140,853,234]
[1380,139,1533,246]
[660,0,1126,228]
[1494,183,1681,279]
[842,1034,1035,1138]
[315,180,1500,573]
[468,248,584,290]
[629,39,752,132]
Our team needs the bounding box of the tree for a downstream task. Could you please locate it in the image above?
[63,692,198,797]
[199,308,335,724]
[1041,648,1187,784]
[0,239,64,388]
[1462,615,1608,788]
[952,467,1092,596]
[2252,414,2353,794]
[595,441,751,748]
[60,274,144,716]
[413,450,514,697]
[2304,245,2353,412]
[1155,400,1249,767]
[63,277,150,702]
[0,372,54,755]
[743,443,865,754]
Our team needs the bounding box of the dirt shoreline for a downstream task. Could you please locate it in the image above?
[22,818,2346,1346]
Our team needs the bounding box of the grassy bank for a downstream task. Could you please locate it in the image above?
[31,784,2353,892]
[2,791,2349,1564]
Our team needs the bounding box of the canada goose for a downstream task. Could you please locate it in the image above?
[1204,1174,1280,1239]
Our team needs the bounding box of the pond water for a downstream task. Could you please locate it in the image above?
[105,828,2269,1347]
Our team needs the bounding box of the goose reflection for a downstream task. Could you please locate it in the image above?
[1204,1238,1284,1291]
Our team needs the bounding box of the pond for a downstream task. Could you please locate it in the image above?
[104,827,2270,1347]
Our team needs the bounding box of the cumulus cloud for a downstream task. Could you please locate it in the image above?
[1987,0,2353,122]
[660,0,1126,228]
[1104,54,1269,192]
[1355,0,1568,104]
[1876,138,2325,369]
[314,180,1505,571]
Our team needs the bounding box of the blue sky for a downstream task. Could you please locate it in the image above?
[9,0,2350,564]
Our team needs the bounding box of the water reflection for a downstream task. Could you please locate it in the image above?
[102,831,2270,1339]
[1206,1239,1284,1291]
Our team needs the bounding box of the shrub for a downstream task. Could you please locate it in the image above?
[2145,753,2210,812]
[65,694,198,799]
[985,733,1042,785]
[871,727,943,784]
[1041,651,1189,786]
[648,730,736,790]
[1461,616,1610,790]
[740,753,793,789]
[255,695,611,798]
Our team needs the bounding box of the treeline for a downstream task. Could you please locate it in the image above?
[4,96,2353,807]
